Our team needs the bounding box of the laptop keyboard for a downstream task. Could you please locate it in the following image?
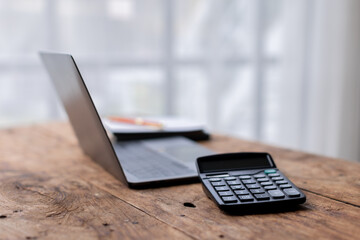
[113,142,195,179]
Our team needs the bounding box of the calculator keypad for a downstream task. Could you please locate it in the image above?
[211,181,225,187]
[283,188,301,197]
[242,179,256,184]
[254,193,270,200]
[218,191,233,196]
[268,189,285,198]
[234,190,249,195]
[227,180,242,185]
[238,195,254,202]
[215,186,230,191]
[231,185,245,190]
[264,185,277,190]
[222,196,238,203]
[250,189,265,194]
[208,170,301,204]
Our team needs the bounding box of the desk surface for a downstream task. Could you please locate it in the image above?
[0,122,359,240]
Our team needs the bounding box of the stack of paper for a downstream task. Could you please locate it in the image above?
[102,116,210,141]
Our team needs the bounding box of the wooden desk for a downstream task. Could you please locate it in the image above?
[0,122,359,240]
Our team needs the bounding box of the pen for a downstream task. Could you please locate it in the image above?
[108,116,164,129]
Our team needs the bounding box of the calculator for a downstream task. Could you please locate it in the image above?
[196,152,306,212]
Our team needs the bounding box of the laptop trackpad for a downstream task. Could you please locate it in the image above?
[142,137,214,167]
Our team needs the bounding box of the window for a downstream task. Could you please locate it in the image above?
[0,0,285,143]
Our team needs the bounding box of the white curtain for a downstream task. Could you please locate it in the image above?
[276,0,360,161]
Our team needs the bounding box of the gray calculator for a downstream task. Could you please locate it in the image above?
[196,152,306,212]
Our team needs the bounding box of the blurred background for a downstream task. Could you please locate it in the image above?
[0,0,359,162]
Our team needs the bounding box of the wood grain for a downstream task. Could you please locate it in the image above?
[0,172,191,240]
[0,122,359,240]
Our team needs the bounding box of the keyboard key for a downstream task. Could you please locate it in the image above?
[268,190,285,198]
[279,184,292,189]
[215,186,230,191]
[254,193,270,200]
[264,169,277,174]
[246,184,261,189]
[239,175,251,179]
[224,176,236,181]
[253,174,266,178]
[260,182,273,186]
[234,190,249,195]
[242,179,256,184]
[257,178,269,182]
[218,191,233,196]
[271,177,284,181]
[231,185,245,190]
[275,180,288,185]
[283,188,301,197]
[211,181,225,187]
[227,180,241,185]
[222,196,238,203]
[250,189,265,194]
[264,185,277,190]
[268,173,280,177]
[238,195,254,202]
[209,178,221,182]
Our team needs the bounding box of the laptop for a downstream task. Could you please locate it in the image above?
[40,52,214,188]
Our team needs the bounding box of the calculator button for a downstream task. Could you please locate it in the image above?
[275,180,288,185]
[222,196,238,203]
[209,178,222,182]
[256,178,269,182]
[279,184,292,189]
[253,174,266,178]
[211,181,225,187]
[246,184,261,189]
[260,182,273,186]
[215,186,230,191]
[283,188,301,197]
[271,177,284,181]
[254,193,270,200]
[242,179,256,184]
[239,175,251,180]
[268,190,285,198]
[224,176,236,181]
[238,195,254,202]
[264,185,277,190]
[268,173,280,177]
[250,189,265,194]
[227,180,241,185]
[234,190,249,195]
[264,169,277,174]
[218,191,233,197]
[231,185,245,190]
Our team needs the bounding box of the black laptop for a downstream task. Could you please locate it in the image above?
[40,52,214,188]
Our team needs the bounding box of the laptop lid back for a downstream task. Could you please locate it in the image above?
[40,52,128,185]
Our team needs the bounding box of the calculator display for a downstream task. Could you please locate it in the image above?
[198,153,273,173]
